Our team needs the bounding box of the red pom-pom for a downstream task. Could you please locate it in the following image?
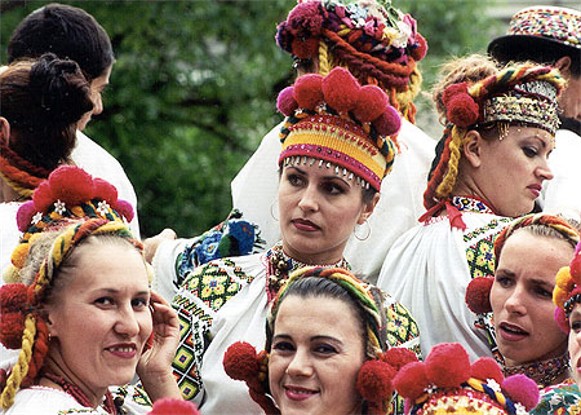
[322,67,360,114]
[93,178,118,204]
[446,95,479,128]
[277,86,298,116]
[554,306,570,334]
[570,253,581,280]
[0,283,28,313]
[147,398,200,415]
[114,200,135,223]
[287,1,324,37]
[393,361,428,400]
[48,166,95,206]
[223,341,261,382]
[32,180,55,213]
[380,347,418,370]
[374,106,401,137]
[465,276,494,314]
[291,38,319,59]
[16,201,37,232]
[470,357,504,384]
[502,374,540,411]
[0,312,25,349]
[293,74,324,110]
[353,85,388,123]
[356,360,396,403]
[425,343,470,388]
[442,83,469,107]
[410,34,428,61]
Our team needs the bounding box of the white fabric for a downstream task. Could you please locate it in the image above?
[541,128,581,222]
[377,211,509,360]
[1,385,148,415]
[0,202,21,276]
[230,119,435,283]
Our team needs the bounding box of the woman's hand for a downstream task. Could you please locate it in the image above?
[143,228,177,263]
[137,291,181,400]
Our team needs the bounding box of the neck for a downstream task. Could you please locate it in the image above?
[502,352,571,388]
[0,178,21,203]
[280,242,344,266]
[452,177,499,214]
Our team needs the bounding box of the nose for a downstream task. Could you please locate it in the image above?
[537,158,554,181]
[285,348,313,378]
[115,304,140,337]
[297,183,319,213]
[91,91,103,116]
[504,286,527,316]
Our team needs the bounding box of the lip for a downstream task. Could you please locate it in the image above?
[105,343,138,359]
[498,322,529,342]
[527,184,542,198]
[291,218,321,232]
[284,385,318,401]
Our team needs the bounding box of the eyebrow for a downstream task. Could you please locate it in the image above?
[289,165,351,184]
[94,288,150,296]
[273,333,343,344]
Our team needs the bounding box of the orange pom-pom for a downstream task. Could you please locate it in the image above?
[380,347,418,370]
[393,361,428,400]
[353,85,388,123]
[470,357,504,384]
[223,341,261,382]
[10,243,30,270]
[322,67,360,114]
[294,74,324,110]
[425,343,470,388]
[147,398,200,415]
[465,276,494,314]
[356,360,396,403]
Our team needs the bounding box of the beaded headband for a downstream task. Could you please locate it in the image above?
[277,67,400,191]
[393,343,539,415]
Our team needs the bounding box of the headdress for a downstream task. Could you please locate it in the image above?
[275,0,428,122]
[422,63,565,219]
[277,66,401,192]
[223,266,418,415]
[553,240,581,334]
[0,165,138,409]
[488,6,581,63]
[393,342,539,415]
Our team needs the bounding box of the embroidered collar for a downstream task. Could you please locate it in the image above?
[264,242,349,302]
[450,196,495,214]
[501,352,570,389]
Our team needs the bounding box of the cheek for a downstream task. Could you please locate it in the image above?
[489,284,504,314]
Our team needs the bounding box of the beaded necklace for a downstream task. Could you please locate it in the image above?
[264,242,349,302]
[42,372,119,414]
[502,352,570,389]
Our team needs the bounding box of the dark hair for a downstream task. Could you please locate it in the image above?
[1,53,94,170]
[7,3,114,81]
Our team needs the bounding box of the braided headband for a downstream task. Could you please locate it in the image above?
[465,213,580,315]
[393,343,539,415]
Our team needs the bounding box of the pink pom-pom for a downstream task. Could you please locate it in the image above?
[322,67,360,114]
[277,86,298,116]
[373,106,401,137]
[470,357,504,384]
[16,201,37,232]
[425,343,470,388]
[32,180,55,213]
[114,199,135,223]
[147,398,200,415]
[48,166,95,206]
[223,341,260,381]
[93,178,118,204]
[393,361,428,400]
[293,74,324,110]
[570,253,581,280]
[380,347,418,370]
[356,360,396,403]
[554,306,570,334]
[502,374,540,410]
[410,33,428,61]
[353,85,389,123]
[465,276,494,314]
[286,1,324,37]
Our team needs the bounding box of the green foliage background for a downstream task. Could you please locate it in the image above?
[0,0,501,238]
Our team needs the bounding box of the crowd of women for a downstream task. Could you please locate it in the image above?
[0,1,580,414]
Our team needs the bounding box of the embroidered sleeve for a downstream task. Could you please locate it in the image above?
[531,382,581,415]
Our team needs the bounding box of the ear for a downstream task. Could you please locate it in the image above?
[0,117,10,145]
[357,192,380,225]
[462,130,484,169]
[554,56,572,79]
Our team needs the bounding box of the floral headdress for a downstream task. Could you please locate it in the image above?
[223,266,418,415]
[275,0,428,122]
[0,165,139,409]
[277,66,401,192]
[553,241,581,333]
[393,343,539,415]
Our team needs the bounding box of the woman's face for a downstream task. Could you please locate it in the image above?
[278,164,377,264]
[471,126,553,217]
[491,230,570,366]
[77,65,112,131]
[46,240,152,397]
[568,304,581,388]
[269,295,366,415]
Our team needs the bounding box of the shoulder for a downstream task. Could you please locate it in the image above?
[4,386,97,415]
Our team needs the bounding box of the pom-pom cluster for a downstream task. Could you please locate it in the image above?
[441,82,480,128]
[147,398,200,415]
[553,241,581,331]
[393,343,540,413]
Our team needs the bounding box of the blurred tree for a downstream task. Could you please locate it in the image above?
[0,0,500,237]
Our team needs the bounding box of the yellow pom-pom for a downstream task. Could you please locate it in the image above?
[553,287,568,308]
[555,267,573,290]
[70,206,85,217]
[10,244,29,269]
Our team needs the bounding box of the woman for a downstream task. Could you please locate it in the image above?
[465,213,579,388]
[377,57,565,359]
[393,342,540,414]
[170,67,419,414]
[0,53,94,272]
[223,267,419,415]
[0,166,180,414]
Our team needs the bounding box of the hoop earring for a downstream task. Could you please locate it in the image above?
[354,219,371,241]
[270,200,279,222]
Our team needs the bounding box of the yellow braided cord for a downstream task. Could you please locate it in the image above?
[466,378,508,407]
[436,126,465,199]
[0,315,36,410]
[318,40,331,76]
[0,171,33,198]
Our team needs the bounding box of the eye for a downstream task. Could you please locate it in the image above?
[95,297,114,307]
[495,274,513,288]
[272,341,295,353]
[533,286,552,299]
[522,146,538,158]
[132,297,149,309]
[321,181,347,195]
[313,343,338,355]
[286,173,305,187]
[571,319,581,333]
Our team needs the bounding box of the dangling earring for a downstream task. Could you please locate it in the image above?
[353,219,371,241]
[498,122,509,141]
[270,200,279,222]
